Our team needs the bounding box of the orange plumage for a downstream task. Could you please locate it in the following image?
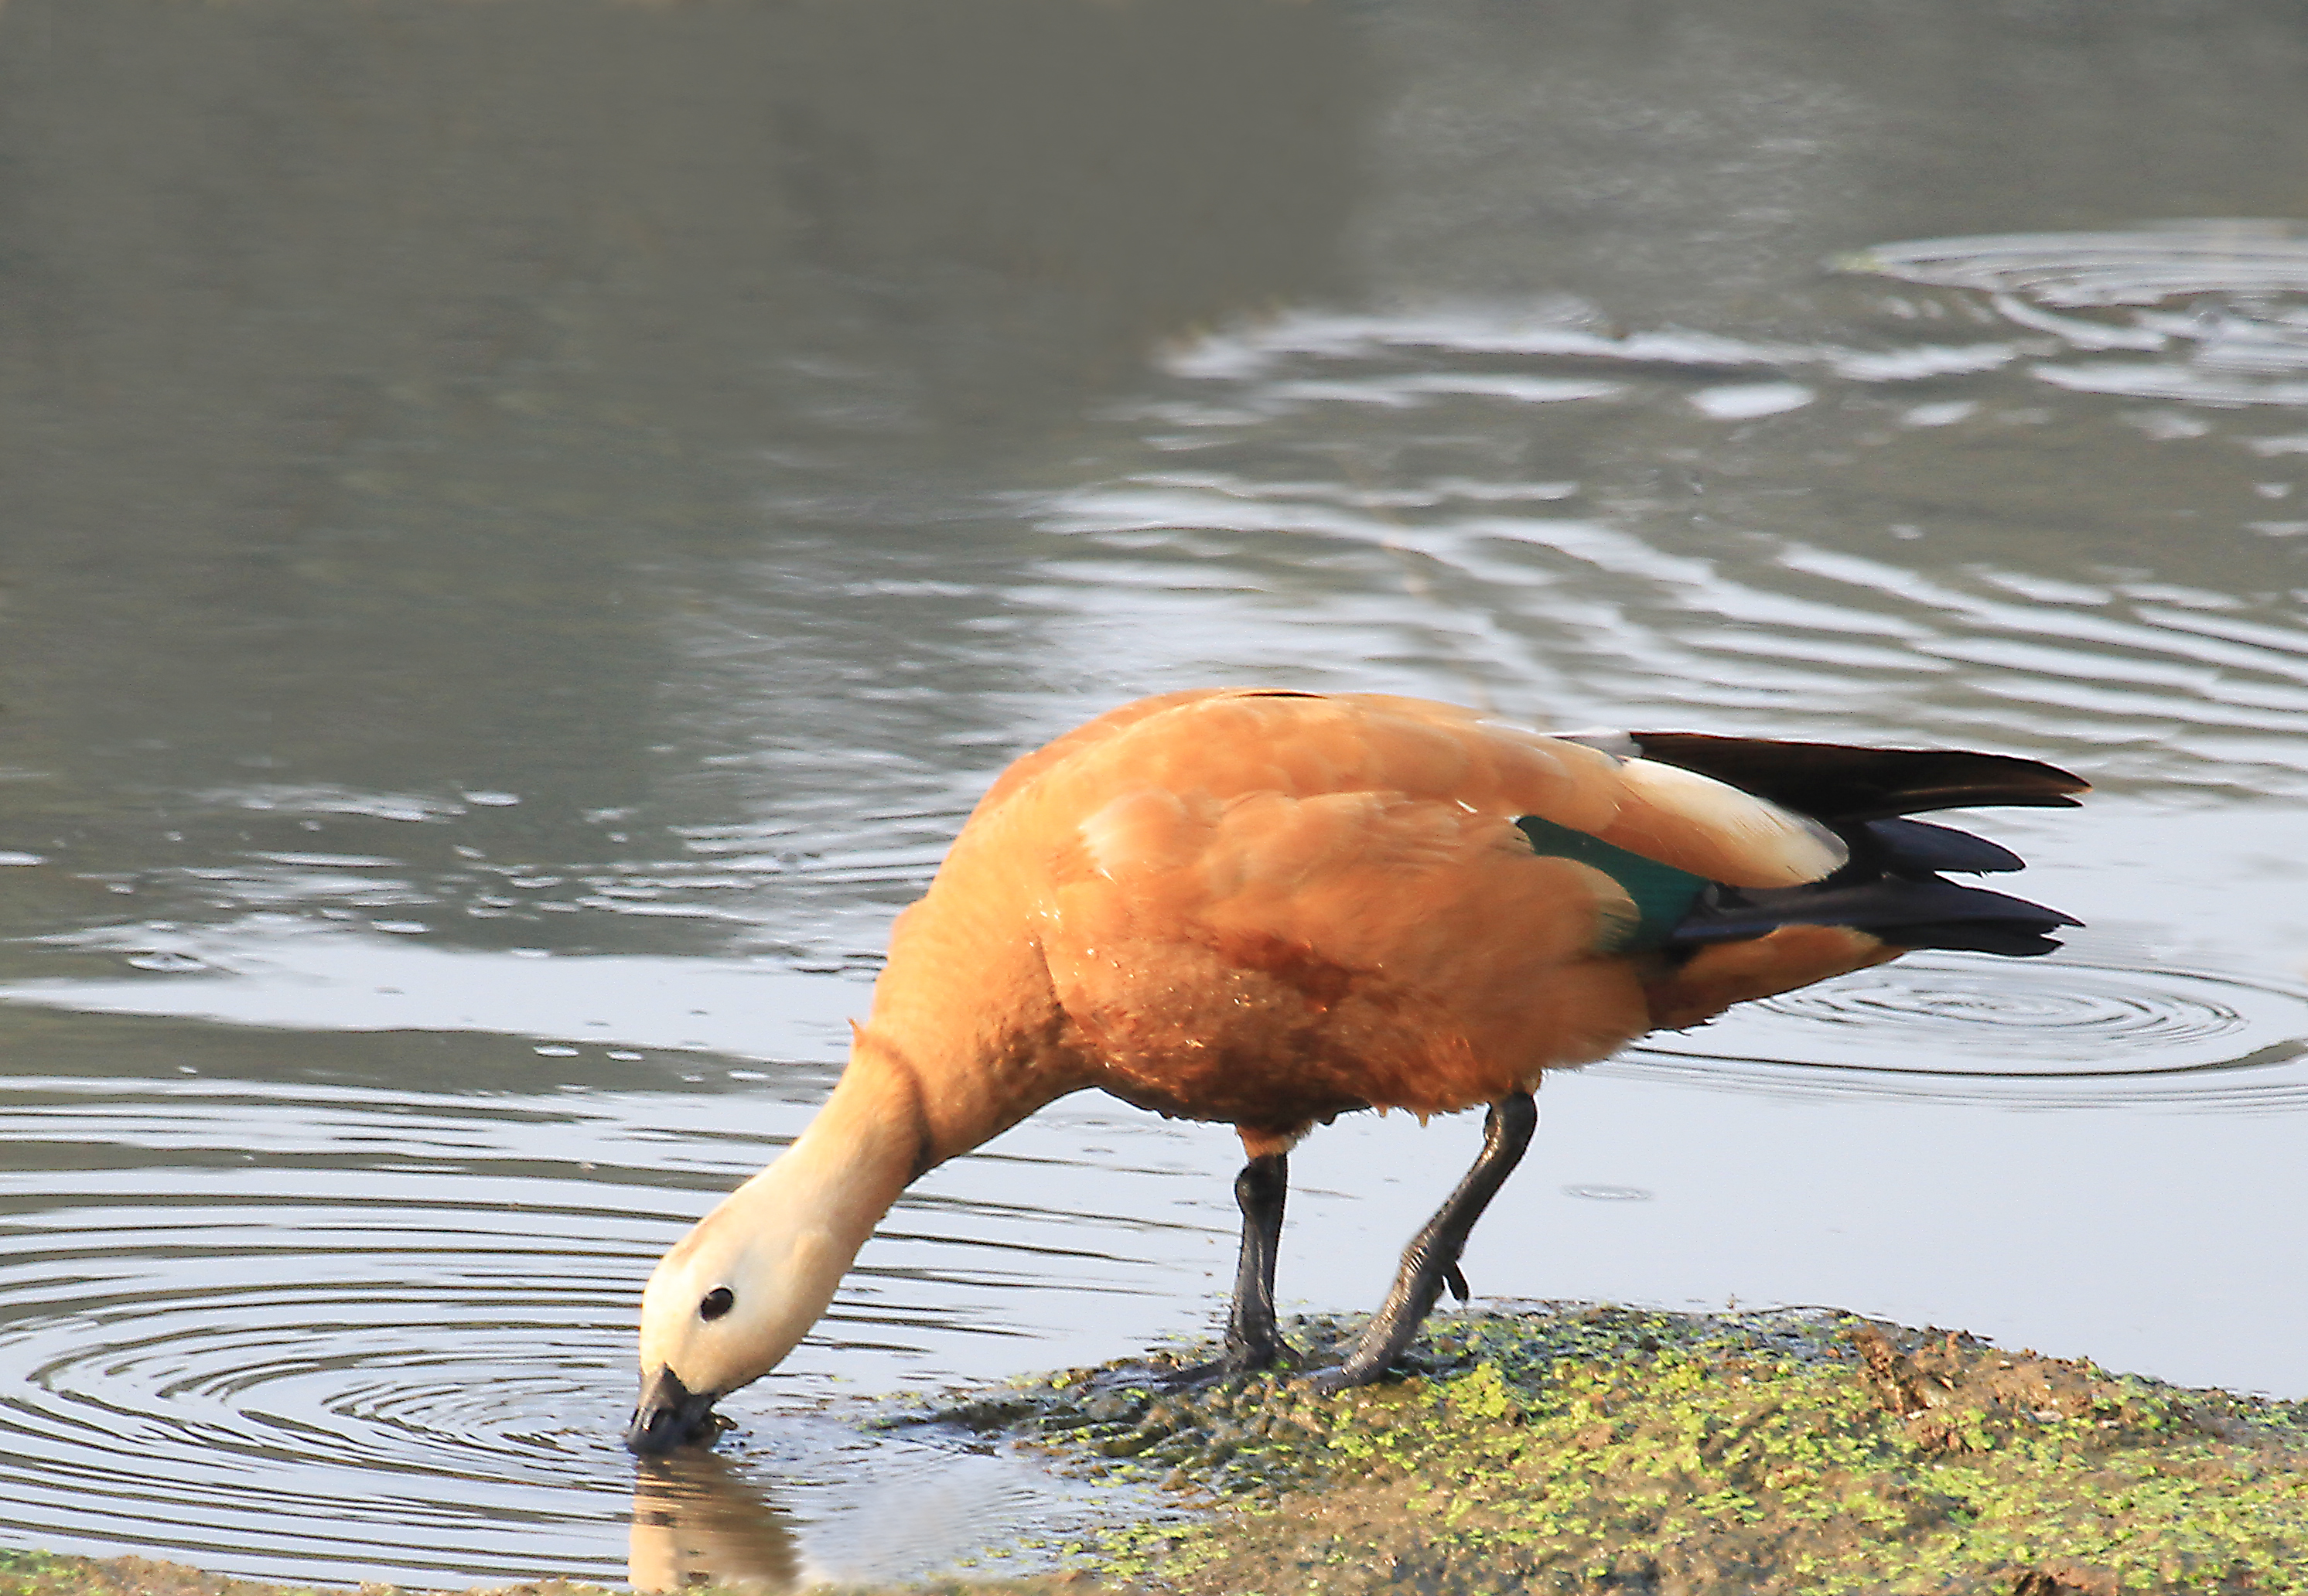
[627,688,2084,1449]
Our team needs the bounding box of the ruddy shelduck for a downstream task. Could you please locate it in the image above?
[627,689,2083,1451]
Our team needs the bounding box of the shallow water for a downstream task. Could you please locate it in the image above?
[5,0,2308,1585]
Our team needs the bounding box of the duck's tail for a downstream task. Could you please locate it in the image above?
[1622,733,2086,959]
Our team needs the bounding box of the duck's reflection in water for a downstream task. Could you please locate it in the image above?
[630,1452,804,1594]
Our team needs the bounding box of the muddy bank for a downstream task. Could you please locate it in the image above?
[895,1305,2308,1595]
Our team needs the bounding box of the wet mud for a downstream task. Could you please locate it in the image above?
[898,1305,2308,1595]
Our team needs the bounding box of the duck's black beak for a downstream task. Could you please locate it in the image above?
[625,1365,722,1454]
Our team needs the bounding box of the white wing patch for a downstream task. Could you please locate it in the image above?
[1545,726,1642,759]
[1618,758,1848,885]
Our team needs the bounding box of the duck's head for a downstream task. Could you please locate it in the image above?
[622,1024,958,1453]
[624,1189,849,1454]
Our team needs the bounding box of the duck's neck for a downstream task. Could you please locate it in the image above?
[845,879,1092,1168]
[736,1040,929,1272]
[727,882,1089,1323]
[730,1001,1082,1297]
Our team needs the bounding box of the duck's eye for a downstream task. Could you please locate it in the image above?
[698,1287,735,1321]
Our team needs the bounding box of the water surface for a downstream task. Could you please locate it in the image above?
[5,0,2308,1584]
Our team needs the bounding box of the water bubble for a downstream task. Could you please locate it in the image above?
[1562,1185,1653,1202]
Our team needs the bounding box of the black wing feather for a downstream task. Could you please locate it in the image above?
[1627,732,2086,822]
[1620,732,2087,959]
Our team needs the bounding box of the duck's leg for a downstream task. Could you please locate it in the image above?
[1310,1090,1536,1394]
[1165,1151,1290,1384]
[1222,1151,1290,1368]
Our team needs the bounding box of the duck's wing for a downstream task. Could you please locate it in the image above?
[985,693,1903,1098]
[1017,690,1852,891]
[1000,704,1660,1113]
[999,694,2083,943]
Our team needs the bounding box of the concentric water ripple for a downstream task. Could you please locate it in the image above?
[0,1072,1210,1587]
[2,1200,644,1579]
[1843,223,2308,408]
[1617,956,2308,1110]
[1845,223,2308,307]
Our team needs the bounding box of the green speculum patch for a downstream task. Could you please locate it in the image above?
[1512,817,1709,949]
[896,1306,2308,1595]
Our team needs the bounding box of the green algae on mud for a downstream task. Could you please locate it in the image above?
[896,1305,2308,1595]
[0,1550,333,1596]
[0,1553,609,1596]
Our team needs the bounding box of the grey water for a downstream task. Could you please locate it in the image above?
[5,0,2308,1585]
